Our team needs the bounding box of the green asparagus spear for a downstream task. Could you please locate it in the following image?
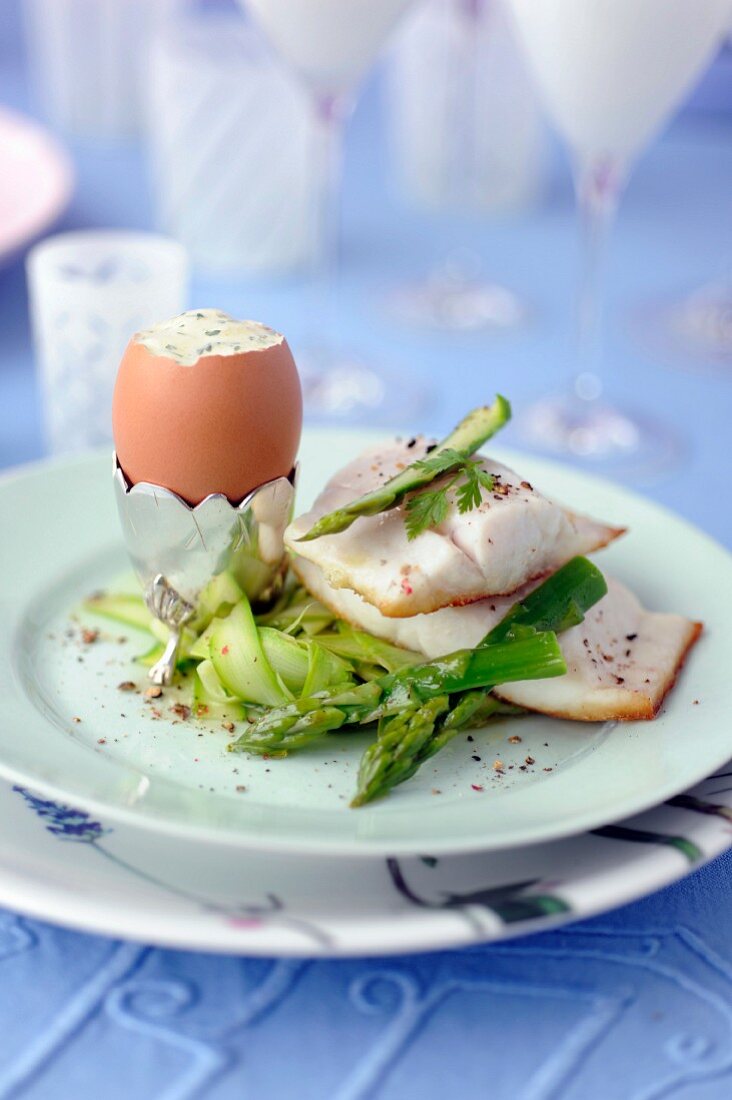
[239,706,350,756]
[351,694,490,808]
[349,694,524,806]
[296,397,511,542]
[230,632,564,755]
[378,633,565,701]
[482,555,607,645]
[441,690,509,730]
[348,557,607,806]
[232,557,606,791]
[353,697,451,807]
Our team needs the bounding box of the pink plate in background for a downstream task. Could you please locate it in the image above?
[0,107,74,266]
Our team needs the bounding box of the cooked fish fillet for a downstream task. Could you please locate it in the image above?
[287,439,623,616]
[294,556,702,721]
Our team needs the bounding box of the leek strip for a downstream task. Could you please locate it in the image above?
[315,626,420,673]
[193,660,246,722]
[84,593,153,632]
[210,599,290,707]
[259,628,310,694]
[193,572,244,631]
[482,556,607,645]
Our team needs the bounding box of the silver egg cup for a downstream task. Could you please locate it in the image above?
[113,455,296,685]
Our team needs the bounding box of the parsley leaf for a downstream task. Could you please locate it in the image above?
[455,462,494,514]
[412,448,467,478]
[474,466,495,491]
[455,468,481,513]
[406,459,495,537]
[405,487,451,540]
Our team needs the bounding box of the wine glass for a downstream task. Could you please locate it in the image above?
[504,0,732,467]
[240,0,418,420]
[650,277,732,366]
[387,0,542,331]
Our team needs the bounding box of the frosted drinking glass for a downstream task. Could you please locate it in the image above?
[23,0,178,139]
[27,231,189,455]
[146,16,319,275]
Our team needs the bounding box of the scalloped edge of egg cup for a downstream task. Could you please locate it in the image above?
[113,454,297,685]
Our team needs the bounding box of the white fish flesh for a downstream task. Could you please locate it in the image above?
[293,556,702,722]
[287,439,624,617]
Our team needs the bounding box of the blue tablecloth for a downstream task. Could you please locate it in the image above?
[1,8,732,1097]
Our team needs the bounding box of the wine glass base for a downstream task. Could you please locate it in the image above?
[518,394,682,481]
[389,274,526,331]
[662,282,732,364]
[297,345,428,424]
[631,284,732,379]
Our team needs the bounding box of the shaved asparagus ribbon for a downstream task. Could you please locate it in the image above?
[296,396,511,541]
[85,574,425,709]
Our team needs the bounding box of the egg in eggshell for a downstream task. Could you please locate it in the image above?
[112,309,302,505]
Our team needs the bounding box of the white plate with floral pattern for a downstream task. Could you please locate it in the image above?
[1,432,731,857]
[2,768,731,956]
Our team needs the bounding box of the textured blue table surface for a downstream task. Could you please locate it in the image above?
[1,5,732,1097]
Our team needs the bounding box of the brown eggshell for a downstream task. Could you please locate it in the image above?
[112,338,302,504]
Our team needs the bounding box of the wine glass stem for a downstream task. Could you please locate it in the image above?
[311,92,351,338]
[572,157,625,403]
[452,0,485,201]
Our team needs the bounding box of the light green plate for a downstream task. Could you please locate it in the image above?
[2,430,730,857]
